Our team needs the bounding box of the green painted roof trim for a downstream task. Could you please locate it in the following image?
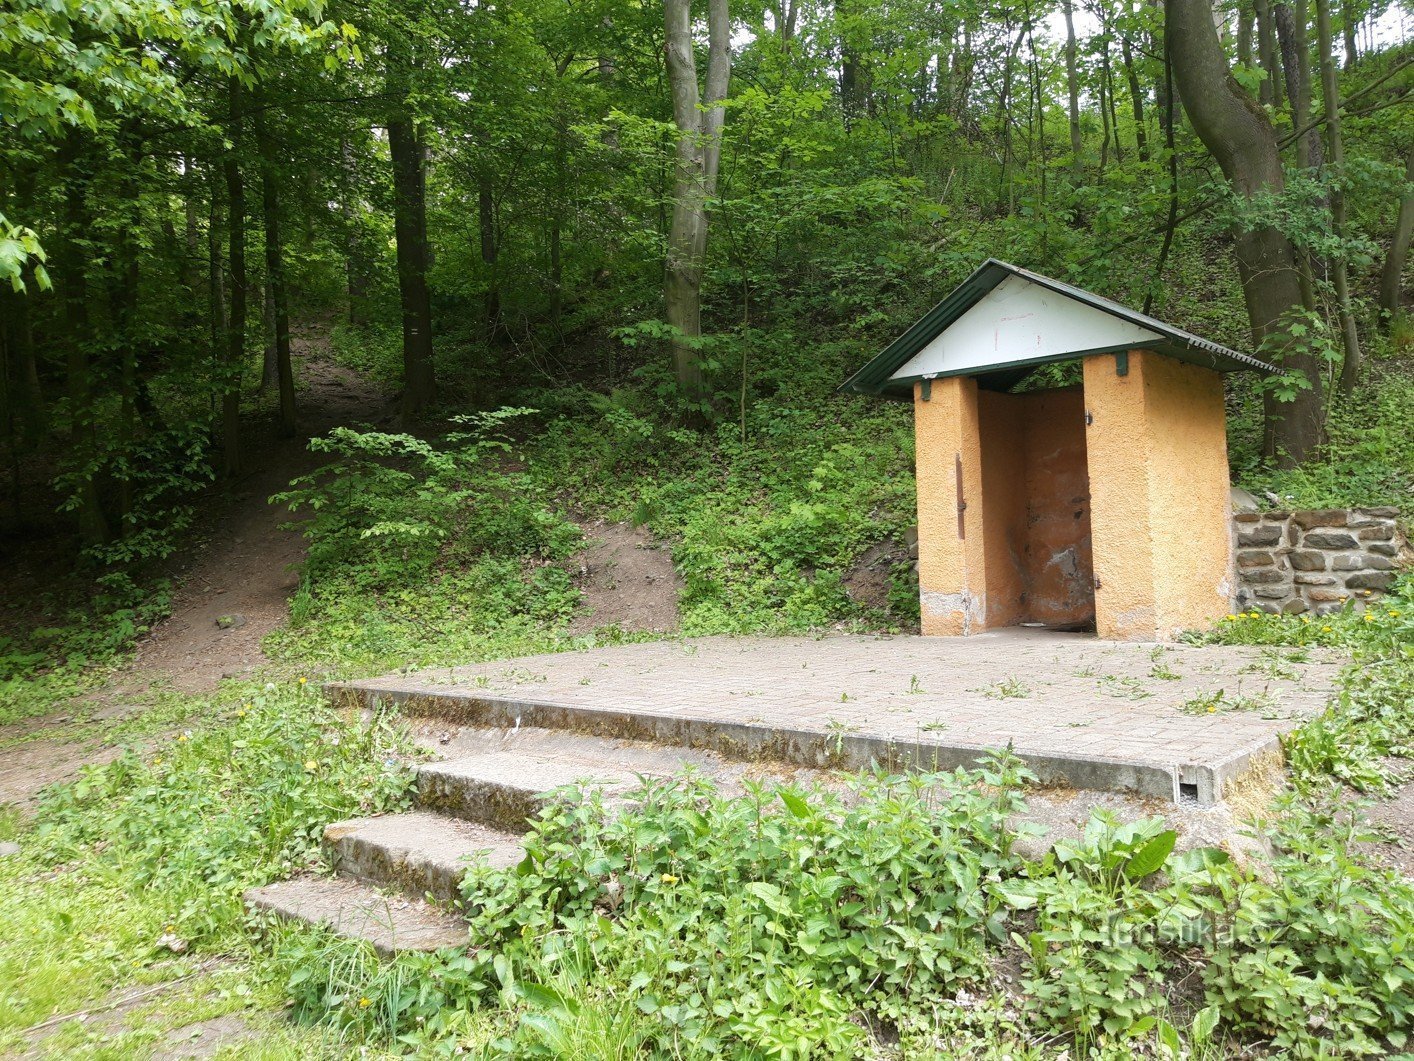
[841,258,1276,399]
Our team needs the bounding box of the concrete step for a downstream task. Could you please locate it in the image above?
[245,876,466,955]
[323,811,523,903]
[416,750,650,829]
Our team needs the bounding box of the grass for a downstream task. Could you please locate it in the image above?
[0,680,416,1057]
[1,348,1411,1057]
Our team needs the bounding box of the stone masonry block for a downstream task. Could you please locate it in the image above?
[1369,543,1399,557]
[1306,587,1350,602]
[1357,525,1394,541]
[1289,550,1326,571]
[1238,526,1283,547]
[1294,573,1336,585]
[1303,531,1359,549]
[1345,571,1396,591]
[1350,507,1399,524]
[1237,550,1274,568]
[1282,599,1309,614]
[1293,510,1348,529]
[1233,512,1262,523]
[1253,585,1294,599]
[1242,568,1286,584]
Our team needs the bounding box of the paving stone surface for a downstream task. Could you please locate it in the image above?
[245,876,467,954]
[339,630,1345,801]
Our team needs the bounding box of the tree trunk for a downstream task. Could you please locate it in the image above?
[663,0,731,405]
[1120,0,1150,162]
[1237,5,1255,68]
[1274,0,1322,170]
[1316,0,1362,394]
[478,173,507,344]
[388,114,435,417]
[1167,0,1322,466]
[1341,0,1358,66]
[256,103,296,436]
[58,134,110,546]
[0,288,44,446]
[222,76,246,478]
[1379,147,1414,323]
[340,138,368,326]
[1254,0,1284,109]
[1063,0,1084,179]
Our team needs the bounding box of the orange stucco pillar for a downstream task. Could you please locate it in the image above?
[913,377,990,635]
[1083,349,1235,641]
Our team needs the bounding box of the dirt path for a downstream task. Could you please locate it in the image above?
[117,316,390,695]
[0,316,391,809]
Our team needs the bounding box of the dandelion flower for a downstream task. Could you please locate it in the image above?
[660,873,678,884]
[304,760,318,772]
[359,997,372,1008]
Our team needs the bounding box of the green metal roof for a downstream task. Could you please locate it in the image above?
[841,258,1275,400]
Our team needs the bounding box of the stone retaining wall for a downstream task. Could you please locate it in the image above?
[1233,508,1410,615]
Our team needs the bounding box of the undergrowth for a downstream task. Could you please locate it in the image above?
[0,682,414,1043]
[0,578,172,726]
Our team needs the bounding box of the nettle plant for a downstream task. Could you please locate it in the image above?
[273,408,579,593]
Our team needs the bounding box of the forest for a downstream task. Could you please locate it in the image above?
[1,0,1414,1057]
[1,0,1410,572]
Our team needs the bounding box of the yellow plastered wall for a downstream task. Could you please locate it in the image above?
[913,377,988,635]
[1083,350,1234,640]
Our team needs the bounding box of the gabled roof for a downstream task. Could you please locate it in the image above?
[842,258,1274,399]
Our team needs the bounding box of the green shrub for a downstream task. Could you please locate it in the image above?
[276,755,1036,1054]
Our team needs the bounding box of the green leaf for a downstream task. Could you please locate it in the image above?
[779,789,811,819]
[1123,830,1177,879]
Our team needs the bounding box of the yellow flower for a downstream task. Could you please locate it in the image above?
[359,997,372,1008]
[176,734,188,743]
[1225,614,1236,621]
[298,676,308,685]
[304,760,318,772]
[1207,705,1217,713]
[153,758,163,767]
[1364,613,1375,622]
[1390,611,1400,618]
[660,874,678,884]
[1301,616,1310,623]
[1322,625,1333,632]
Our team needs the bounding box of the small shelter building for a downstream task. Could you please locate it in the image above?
[844,259,1273,642]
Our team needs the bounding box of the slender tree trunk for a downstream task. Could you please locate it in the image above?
[1255,0,1285,109]
[663,0,731,405]
[388,113,435,417]
[1120,0,1150,162]
[1316,0,1362,394]
[478,173,506,344]
[1341,0,1358,66]
[1144,31,1181,313]
[1237,5,1255,68]
[113,125,144,527]
[0,289,43,446]
[256,103,296,436]
[1063,0,1084,179]
[222,77,246,478]
[1167,0,1322,466]
[260,280,276,392]
[340,138,368,326]
[208,177,227,397]
[58,134,110,546]
[1275,0,1321,169]
[1379,147,1414,323]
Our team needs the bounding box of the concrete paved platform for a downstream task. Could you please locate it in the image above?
[332,630,1345,804]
